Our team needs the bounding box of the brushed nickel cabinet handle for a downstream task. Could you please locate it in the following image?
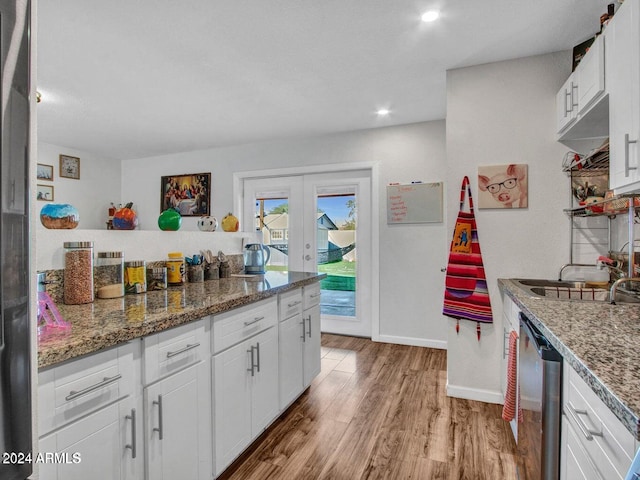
[153,395,164,440]
[565,403,602,441]
[306,315,312,338]
[256,342,261,373]
[247,345,257,376]
[65,374,122,401]
[244,316,264,327]
[300,319,306,342]
[125,408,137,458]
[625,133,638,177]
[166,342,200,358]
[287,300,302,307]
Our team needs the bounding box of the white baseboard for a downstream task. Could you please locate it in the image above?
[446,383,504,405]
[375,334,447,350]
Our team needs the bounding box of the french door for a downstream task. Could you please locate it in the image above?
[243,171,372,338]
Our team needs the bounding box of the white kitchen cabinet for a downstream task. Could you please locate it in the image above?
[608,0,640,193]
[39,400,141,480]
[37,342,143,480]
[557,74,579,134]
[560,362,637,479]
[142,319,212,480]
[144,362,211,480]
[302,303,321,387]
[212,298,280,476]
[575,34,606,116]
[278,310,304,410]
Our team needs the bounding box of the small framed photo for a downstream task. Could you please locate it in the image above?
[37,163,54,181]
[59,154,80,179]
[37,184,54,201]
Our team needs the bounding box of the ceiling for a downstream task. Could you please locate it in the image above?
[37,0,610,160]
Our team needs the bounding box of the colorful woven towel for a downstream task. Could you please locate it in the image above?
[502,330,523,423]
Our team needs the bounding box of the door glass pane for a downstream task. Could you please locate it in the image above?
[256,197,289,271]
[316,194,356,318]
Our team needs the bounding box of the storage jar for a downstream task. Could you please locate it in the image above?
[95,251,124,299]
[63,241,94,305]
[124,260,147,294]
[166,252,185,285]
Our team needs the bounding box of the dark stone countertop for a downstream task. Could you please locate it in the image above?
[499,278,640,441]
[38,271,325,369]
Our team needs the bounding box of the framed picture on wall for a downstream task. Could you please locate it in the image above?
[37,163,54,181]
[59,154,80,179]
[37,184,54,201]
[161,172,211,216]
[477,164,528,209]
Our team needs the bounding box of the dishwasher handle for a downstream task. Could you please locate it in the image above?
[519,312,562,362]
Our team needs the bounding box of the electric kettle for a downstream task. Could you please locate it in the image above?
[243,243,271,274]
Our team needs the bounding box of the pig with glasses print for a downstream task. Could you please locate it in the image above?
[478,164,528,208]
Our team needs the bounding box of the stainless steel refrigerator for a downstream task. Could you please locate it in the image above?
[0,1,32,479]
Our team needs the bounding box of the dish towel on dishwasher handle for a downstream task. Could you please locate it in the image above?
[442,176,493,340]
[502,330,523,423]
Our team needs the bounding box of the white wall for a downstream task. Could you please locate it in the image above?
[445,52,573,403]
[121,121,449,347]
[37,142,121,229]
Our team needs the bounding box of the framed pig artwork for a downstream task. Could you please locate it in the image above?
[477,164,528,209]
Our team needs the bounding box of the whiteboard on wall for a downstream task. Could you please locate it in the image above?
[386,182,443,224]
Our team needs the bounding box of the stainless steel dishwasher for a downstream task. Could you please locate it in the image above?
[518,312,563,480]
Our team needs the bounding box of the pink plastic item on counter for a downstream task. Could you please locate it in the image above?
[37,291,70,334]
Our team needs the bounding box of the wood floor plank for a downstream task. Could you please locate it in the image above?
[221,334,520,480]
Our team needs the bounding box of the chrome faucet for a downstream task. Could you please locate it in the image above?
[596,257,627,280]
[610,277,640,304]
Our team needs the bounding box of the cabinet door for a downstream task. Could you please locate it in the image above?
[576,34,605,115]
[251,327,280,435]
[279,313,304,410]
[145,361,211,480]
[609,0,640,193]
[556,75,578,133]
[303,304,321,387]
[39,400,142,480]
[213,339,252,475]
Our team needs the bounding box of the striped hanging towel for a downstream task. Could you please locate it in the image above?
[502,330,523,423]
[443,176,493,340]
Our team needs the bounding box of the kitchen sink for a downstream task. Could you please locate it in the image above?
[512,278,640,303]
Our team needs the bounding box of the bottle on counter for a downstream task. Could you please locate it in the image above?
[147,267,167,290]
[166,252,185,285]
[124,260,147,294]
[95,251,124,299]
[63,241,94,305]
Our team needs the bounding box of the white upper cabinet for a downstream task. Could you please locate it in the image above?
[557,33,609,140]
[608,0,640,193]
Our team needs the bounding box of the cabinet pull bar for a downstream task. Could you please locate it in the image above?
[153,395,164,440]
[564,90,571,116]
[256,342,261,373]
[247,346,256,376]
[125,408,137,459]
[564,403,602,440]
[570,82,578,109]
[310,293,321,299]
[306,315,312,338]
[300,319,306,342]
[625,133,638,177]
[166,342,200,358]
[65,374,122,401]
[287,300,302,307]
[244,316,264,326]
[503,331,509,359]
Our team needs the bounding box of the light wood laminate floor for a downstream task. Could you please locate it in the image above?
[219,334,521,479]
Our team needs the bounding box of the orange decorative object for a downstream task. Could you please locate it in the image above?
[221,212,239,232]
[112,202,138,230]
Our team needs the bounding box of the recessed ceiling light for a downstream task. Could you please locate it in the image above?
[421,10,439,22]
[376,109,390,116]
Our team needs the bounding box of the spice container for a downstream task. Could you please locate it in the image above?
[63,241,94,304]
[95,251,124,299]
[166,252,185,285]
[124,260,147,294]
[147,267,167,290]
[219,261,230,278]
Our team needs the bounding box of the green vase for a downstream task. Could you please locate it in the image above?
[158,208,182,231]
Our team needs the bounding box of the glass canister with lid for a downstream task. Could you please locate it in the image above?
[124,260,147,294]
[63,241,94,304]
[95,251,124,298]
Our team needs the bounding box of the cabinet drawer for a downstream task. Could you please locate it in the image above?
[565,367,635,479]
[279,289,303,321]
[303,283,321,310]
[143,318,208,385]
[212,297,277,354]
[38,342,136,436]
